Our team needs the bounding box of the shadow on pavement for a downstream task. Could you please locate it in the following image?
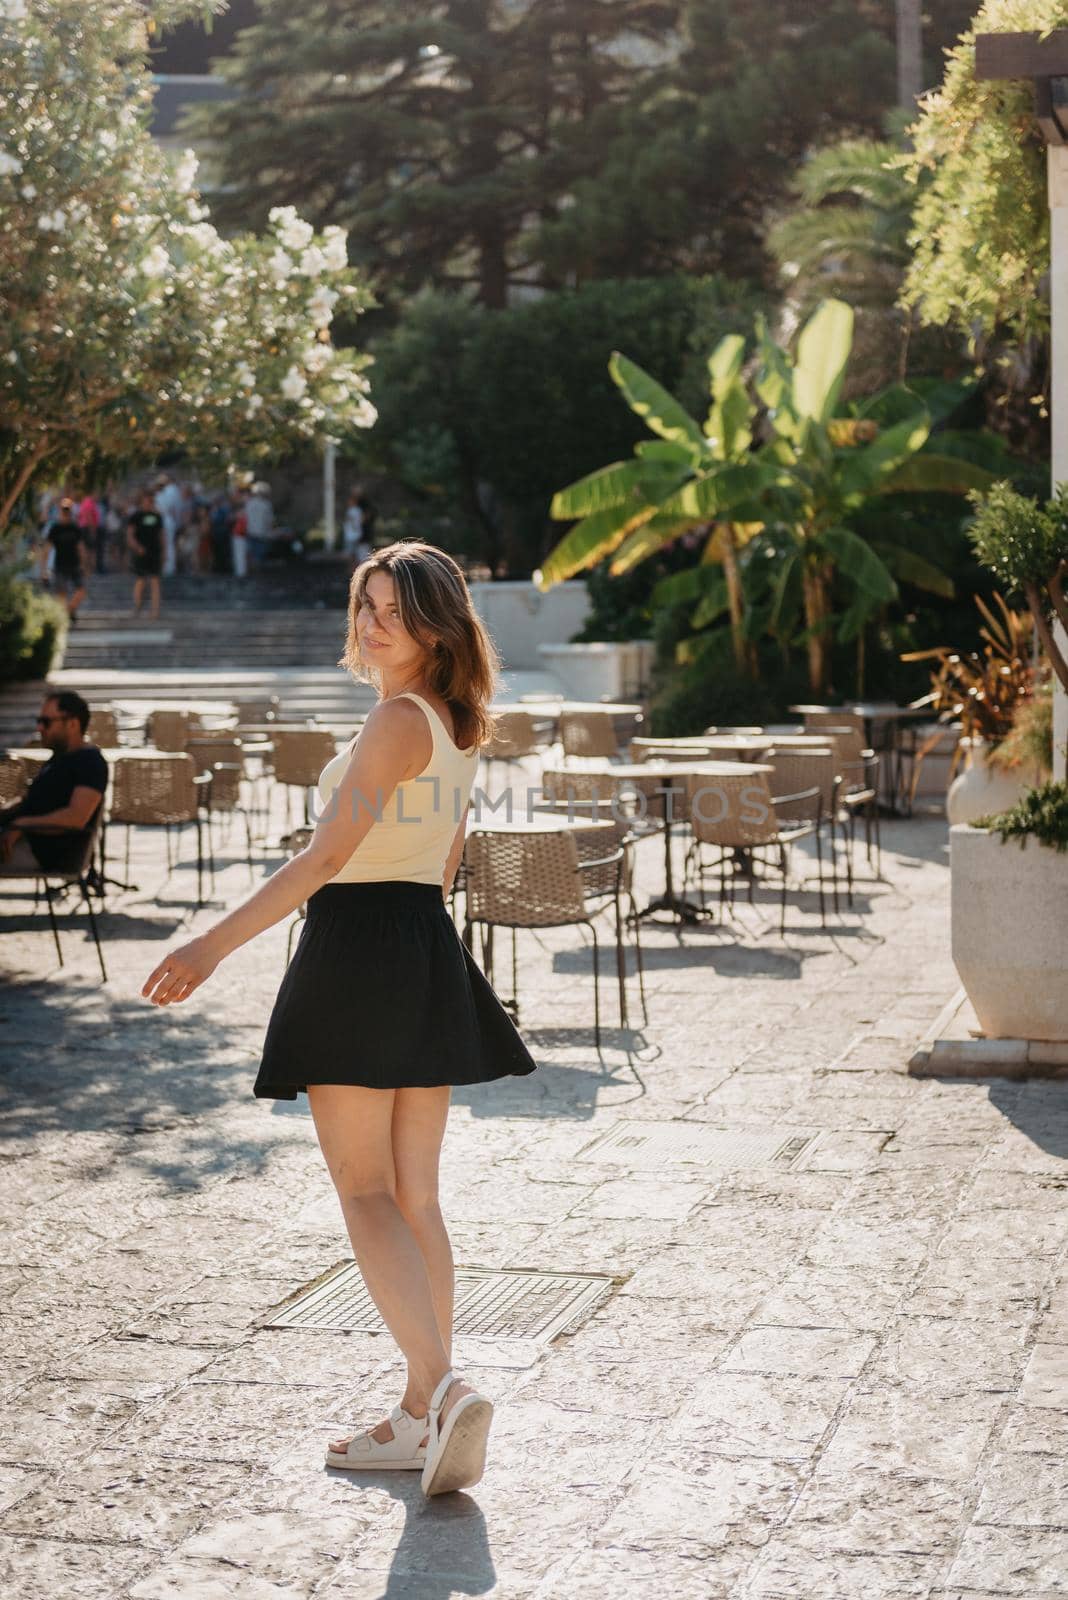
[325,1473,497,1598]
[0,972,277,1190]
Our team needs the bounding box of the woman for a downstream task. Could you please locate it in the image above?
[142,541,537,1496]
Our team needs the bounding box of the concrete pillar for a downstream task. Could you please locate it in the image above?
[1050,146,1068,773]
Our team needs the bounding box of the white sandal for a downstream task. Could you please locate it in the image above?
[325,1403,429,1471]
[420,1369,494,1497]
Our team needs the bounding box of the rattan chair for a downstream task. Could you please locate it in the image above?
[0,753,27,807]
[463,828,625,1047]
[0,806,107,979]
[559,709,621,763]
[837,752,882,894]
[234,695,282,723]
[146,709,204,753]
[764,749,839,919]
[481,709,553,790]
[533,809,648,1027]
[86,707,119,749]
[803,709,865,740]
[270,728,338,825]
[186,736,254,879]
[103,754,212,905]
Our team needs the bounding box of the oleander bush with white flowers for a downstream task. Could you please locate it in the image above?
[0,0,376,539]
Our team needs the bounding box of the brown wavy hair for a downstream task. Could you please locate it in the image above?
[339,540,500,749]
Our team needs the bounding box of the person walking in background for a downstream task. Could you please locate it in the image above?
[154,472,182,577]
[342,487,364,566]
[245,480,274,568]
[230,489,249,578]
[210,493,233,574]
[127,488,165,619]
[142,541,537,1498]
[40,499,89,624]
[76,489,103,575]
[104,493,127,573]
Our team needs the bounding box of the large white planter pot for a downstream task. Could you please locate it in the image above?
[946,738,1039,825]
[951,823,1068,1040]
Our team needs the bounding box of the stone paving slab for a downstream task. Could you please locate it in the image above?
[2,799,1068,1597]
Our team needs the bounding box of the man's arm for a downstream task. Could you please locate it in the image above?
[15,785,102,833]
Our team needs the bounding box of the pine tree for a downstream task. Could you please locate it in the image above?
[190,0,674,308]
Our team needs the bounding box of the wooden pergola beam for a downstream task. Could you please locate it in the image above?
[975,30,1068,147]
[974,30,1068,81]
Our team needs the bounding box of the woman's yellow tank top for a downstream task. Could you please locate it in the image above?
[315,691,480,886]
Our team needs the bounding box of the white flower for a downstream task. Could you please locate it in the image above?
[280,366,307,401]
[141,243,170,277]
[298,244,326,277]
[267,247,293,282]
[304,343,329,376]
[37,208,66,232]
[175,148,198,194]
[246,394,263,417]
[321,226,348,271]
[235,361,255,390]
[351,398,378,429]
[21,182,35,199]
[0,150,22,177]
[269,205,314,253]
[308,285,338,327]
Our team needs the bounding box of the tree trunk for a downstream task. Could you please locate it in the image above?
[895,0,923,108]
[718,524,756,677]
[801,562,833,695]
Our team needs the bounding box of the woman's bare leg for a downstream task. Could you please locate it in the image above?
[392,1085,454,1409]
[307,1083,471,1449]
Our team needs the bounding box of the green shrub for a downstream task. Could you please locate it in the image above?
[647,629,806,736]
[0,579,68,685]
[976,781,1068,853]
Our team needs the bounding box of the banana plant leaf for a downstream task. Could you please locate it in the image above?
[793,299,855,424]
[873,542,955,597]
[821,525,898,603]
[878,453,997,496]
[837,414,931,502]
[609,352,705,454]
[550,458,680,519]
[536,501,659,587]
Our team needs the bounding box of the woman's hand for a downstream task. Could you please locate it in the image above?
[142,933,224,1007]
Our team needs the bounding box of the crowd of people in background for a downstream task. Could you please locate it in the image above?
[35,476,378,623]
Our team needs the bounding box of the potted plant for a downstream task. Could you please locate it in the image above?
[902,593,1044,824]
[950,483,1068,1040]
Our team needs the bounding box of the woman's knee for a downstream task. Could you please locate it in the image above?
[394,1176,441,1225]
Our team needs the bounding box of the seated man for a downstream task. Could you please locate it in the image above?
[0,691,108,875]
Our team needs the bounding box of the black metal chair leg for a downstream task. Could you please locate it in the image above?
[80,879,107,982]
[583,919,601,1051]
[629,893,649,1024]
[244,811,254,882]
[43,883,64,966]
[511,926,519,1019]
[612,890,628,1029]
[195,817,204,906]
[814,826,827,927]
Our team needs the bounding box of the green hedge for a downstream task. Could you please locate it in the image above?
[0,579,68,686]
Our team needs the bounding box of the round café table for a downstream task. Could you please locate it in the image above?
[563,759,773,924]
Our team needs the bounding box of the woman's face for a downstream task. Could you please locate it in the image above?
[356,568,429,673]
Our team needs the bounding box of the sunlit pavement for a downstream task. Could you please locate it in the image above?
[2,801,1067,1599]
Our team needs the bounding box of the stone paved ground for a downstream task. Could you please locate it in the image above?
[2,796,1068,1600]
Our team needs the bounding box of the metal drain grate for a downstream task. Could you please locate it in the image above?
[578,1121,822,1170]
[264,1265,614,1342]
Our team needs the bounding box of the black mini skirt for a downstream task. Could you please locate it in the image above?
[254,880,538,1099]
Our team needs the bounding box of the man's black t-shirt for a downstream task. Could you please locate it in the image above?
[14,745,108,871]
[49,522,83,574]
[128,510,163,567]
